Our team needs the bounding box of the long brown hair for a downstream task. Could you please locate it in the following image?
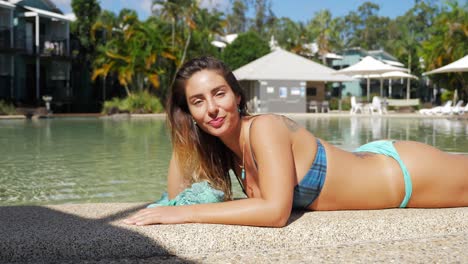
[166,56,248,200]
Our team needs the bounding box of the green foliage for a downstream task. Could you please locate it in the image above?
[419,1,468,96]
[307,10,344,63]
[329,97,351,111]
[102,91,164,114]
[186,8,225,59]
[86,0,466,107]
[222,31,270,70]
[0,100,16,115]
[92,10,174,95]
[71,0,101,61]
[441,90,454,104]
[226,0,248,33]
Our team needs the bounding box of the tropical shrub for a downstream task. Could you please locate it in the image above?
[0,100,16,115]
[441,90,454,104]
[329,97,351,111]
[102,91,164,114]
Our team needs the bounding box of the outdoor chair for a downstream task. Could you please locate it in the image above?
[350,96,364,114]
[381,97,389,114]
[463,103,468,114]
[308,100,319,113]
[450,100,464,115]
[368,96,383,115]
[419,100,452,115]
[321,101,330,113]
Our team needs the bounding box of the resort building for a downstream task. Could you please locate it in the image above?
[331,48,407,99]
[233,48,352,113]
[0,0,72,109]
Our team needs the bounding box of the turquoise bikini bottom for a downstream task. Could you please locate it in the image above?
[354,140,412,208]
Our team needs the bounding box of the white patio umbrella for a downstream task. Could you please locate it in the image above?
[423,55,468,75]
[423,55,467,105]
[381,71,418,99]
[337,56,408,101]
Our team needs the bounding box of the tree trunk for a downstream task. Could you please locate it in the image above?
[124,85,131,96]
[171,17,175,50]
[168,29,192,91]
[180,30,191,67]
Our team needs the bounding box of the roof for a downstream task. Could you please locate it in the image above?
[233,48,354,82]
[0,0,15,8]
[23,5,73,22]
[368,49,399,62]
[337,56,409,75]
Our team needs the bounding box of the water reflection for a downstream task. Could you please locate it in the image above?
[297,116,468,152]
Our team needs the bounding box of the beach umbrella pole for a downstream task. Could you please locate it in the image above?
[367,77,370,101]
[406,77,410,100]
[389,79,392,98]
[380,78,383,97]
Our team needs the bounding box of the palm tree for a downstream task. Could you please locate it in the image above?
[420,1,468,98]
[308,10,343,64]
[152,0,181,50]
[92,10,175,96]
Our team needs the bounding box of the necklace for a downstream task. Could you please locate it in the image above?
[239,141,246,180]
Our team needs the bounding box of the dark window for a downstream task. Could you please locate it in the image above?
[307,87,317,96]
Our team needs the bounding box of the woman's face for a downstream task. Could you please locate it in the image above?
[185,69,241,138]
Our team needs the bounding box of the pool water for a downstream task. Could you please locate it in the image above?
[1,116,467,206]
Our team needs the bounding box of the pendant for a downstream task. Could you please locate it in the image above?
[241,168,245,180]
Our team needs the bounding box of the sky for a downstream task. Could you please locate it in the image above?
[53,0,457,22]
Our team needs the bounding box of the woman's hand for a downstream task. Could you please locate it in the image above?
[122,206,190,225]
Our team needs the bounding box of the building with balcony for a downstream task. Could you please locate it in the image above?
[0,0,14,99]
[0,0,72,108]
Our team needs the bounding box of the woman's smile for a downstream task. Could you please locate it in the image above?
[208,117,225,128]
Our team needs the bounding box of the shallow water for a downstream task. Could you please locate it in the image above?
[0,116,467,206]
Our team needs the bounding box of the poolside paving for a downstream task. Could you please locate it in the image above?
[0,203,466,263]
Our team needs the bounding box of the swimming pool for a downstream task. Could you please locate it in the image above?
[1,116,467,206]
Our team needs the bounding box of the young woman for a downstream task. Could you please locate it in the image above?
[123,56,468,227]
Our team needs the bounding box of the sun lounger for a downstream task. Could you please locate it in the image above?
[419,101,452,115]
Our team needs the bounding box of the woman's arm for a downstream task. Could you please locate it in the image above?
[124,116,296,227]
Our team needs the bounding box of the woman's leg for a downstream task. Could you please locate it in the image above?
[394,141,468,208]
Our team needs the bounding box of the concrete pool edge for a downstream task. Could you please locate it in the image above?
[1,203,466,263]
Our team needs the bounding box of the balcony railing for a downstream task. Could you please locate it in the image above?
[0,26,12,49]
[40,37,68,56]
[13,34,69,56]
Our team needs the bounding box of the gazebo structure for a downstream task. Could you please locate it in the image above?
[233,48,353,113]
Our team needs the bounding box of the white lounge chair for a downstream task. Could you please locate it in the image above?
[450,100,464,115]
[350,96,364,114]
[463,103,468,114]
[438,100,456,115]
[419,100,452,115]
[368,96,383,115]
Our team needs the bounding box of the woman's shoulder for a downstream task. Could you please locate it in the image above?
[250,114,300,132]
[249,114,300,133]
